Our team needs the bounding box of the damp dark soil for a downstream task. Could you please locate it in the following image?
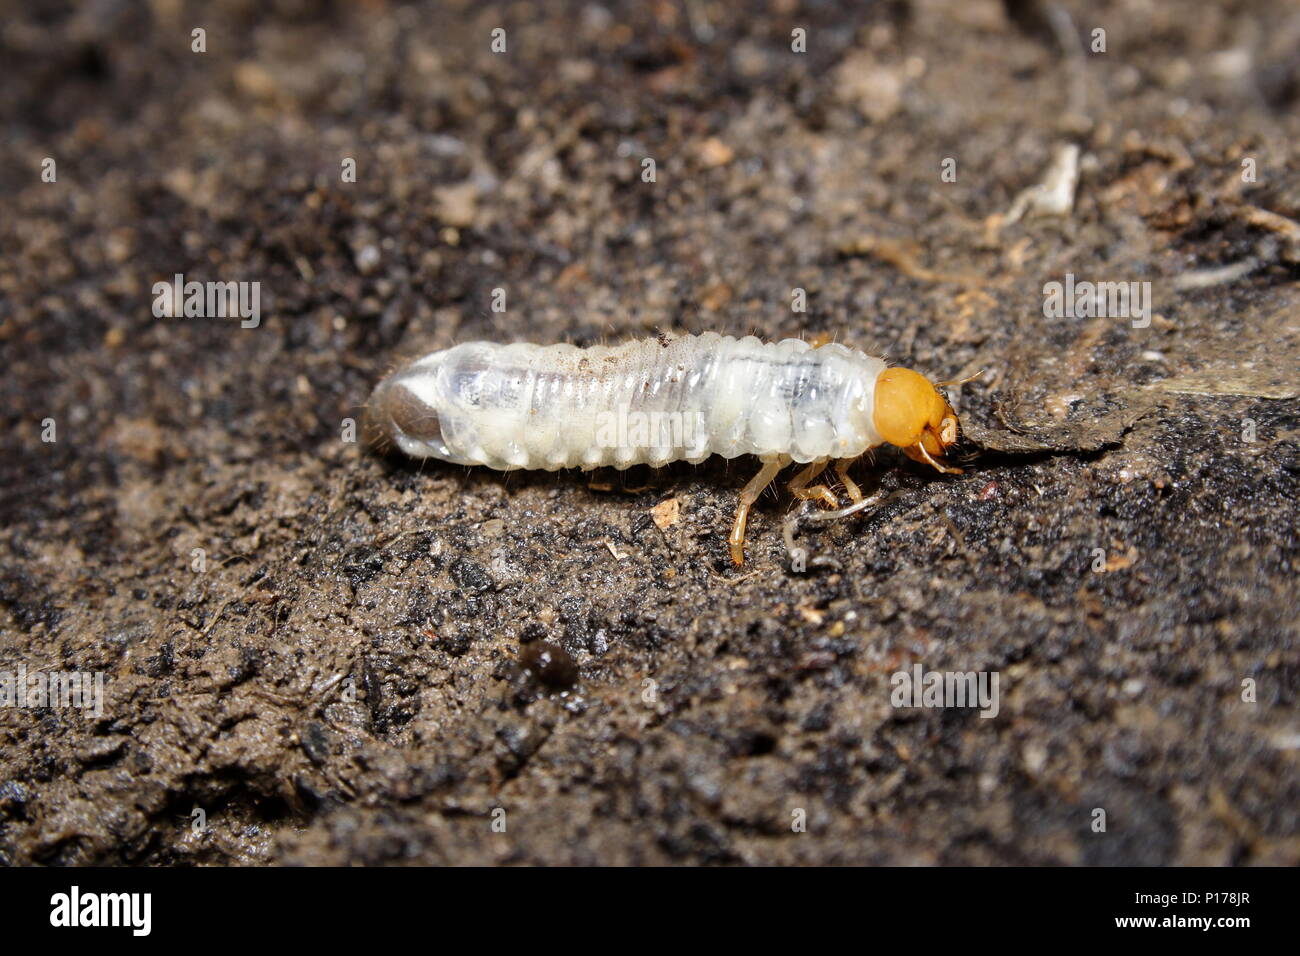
[1,0,1296,865]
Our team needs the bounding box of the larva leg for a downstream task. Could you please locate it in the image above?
[729,455,786,566]
[834,458,864,504]
[787,460,839,509]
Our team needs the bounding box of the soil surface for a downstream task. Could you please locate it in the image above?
[1,0,1297,865]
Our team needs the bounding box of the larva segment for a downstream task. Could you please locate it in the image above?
[367,355,476,465]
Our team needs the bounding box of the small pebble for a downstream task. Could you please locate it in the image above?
[519,640,579,689]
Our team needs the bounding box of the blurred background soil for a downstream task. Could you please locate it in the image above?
[0,0,1297,864]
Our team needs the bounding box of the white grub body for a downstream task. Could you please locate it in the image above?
[369,333,889,471]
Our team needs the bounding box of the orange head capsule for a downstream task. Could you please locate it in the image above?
[871,367,962,474]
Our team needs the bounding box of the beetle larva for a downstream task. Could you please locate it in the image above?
[368,332,961,565]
